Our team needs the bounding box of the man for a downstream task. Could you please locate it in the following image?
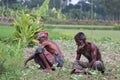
[72,32,105,74]
[24,32,64,72]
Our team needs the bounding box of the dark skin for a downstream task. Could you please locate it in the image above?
[75,38,102,68]
[39,37,63,57]
[24,36,63,72]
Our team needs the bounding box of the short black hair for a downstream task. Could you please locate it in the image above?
[74,32,86,40]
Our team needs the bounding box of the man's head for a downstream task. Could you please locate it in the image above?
[74,32,86,49]
[37,32,49,43]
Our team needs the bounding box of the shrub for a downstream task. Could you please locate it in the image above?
[0,55,6,76]
[0,41,24,80]
[113,24,120,30]
[14,12,44,47]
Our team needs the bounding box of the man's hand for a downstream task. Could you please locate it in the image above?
[24,59,28,67]
[24,54,34,67]
[88,61,94,68]
[54,54,59,62]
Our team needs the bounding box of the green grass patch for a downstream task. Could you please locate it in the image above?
[0,25,120,42]
[45,24,114,30]
[0,25,14,41]
[46,28,120,42]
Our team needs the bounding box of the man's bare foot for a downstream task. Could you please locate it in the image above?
[43,68,52,72]
[72,69,86,75]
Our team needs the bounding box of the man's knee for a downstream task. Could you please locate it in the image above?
[35,47,44,54]
[34,48,46,69]
[92,61,105,72]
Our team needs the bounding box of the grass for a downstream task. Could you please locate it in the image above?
[0,25,120,42]
[45,24,114,30]
[0,25,14,41]
[47,28,120,42]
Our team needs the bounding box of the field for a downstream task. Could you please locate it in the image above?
[0,25,120,80]
[47,28,120,42]
[0,25,14,40]
[0,24,120,41]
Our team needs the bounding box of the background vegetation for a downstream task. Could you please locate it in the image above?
[0,0,120,23]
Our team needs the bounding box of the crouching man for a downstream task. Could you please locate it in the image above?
[24,32,64,72]
[72,32,105,74]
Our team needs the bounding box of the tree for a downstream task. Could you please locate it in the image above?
[103,0,120,21]
[0,0,19,9]
[23,0,44,9]
[49,0,61,10]
[65,9,84,19]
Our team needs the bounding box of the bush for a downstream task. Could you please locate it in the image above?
[0,41,24,80]
[0,57,6,76]
[113,24,120,30]
[14,12,44,47]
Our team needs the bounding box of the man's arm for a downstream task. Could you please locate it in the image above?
[76,49,81,60]
[88,44,97,68]
[40,41,47,48]
[24,54,34,66]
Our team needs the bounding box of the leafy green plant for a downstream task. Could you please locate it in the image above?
[47,8,66,19]
[0,53,6,76]
[13,0,51,47]
[37,0,50,17]
[71,75,83,80]
[0,41,24,80]
[14,12,44,47]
